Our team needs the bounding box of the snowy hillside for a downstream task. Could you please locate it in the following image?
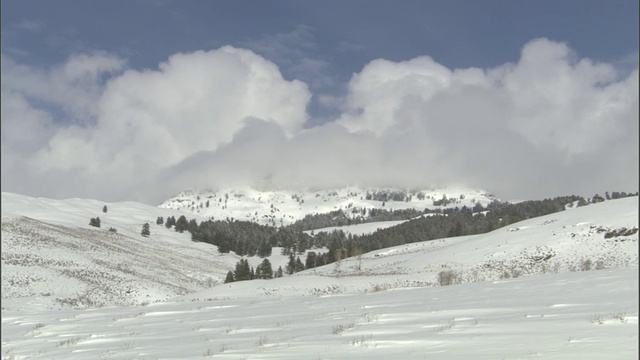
[174,196,639,300]
[2,192,637,307]
[1,193,637,359]
[1,193,310,310]
[158,186,496,226]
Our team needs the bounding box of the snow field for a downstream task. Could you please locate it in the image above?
[1,192,637,359]
[2,269,637,359]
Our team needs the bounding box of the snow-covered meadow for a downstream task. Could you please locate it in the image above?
[1,193,638,359]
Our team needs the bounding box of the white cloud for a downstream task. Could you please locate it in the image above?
[1,52,126,123]
[337,56,453,135]
[332,38,638,198]
[2,46,310,201]
[1,39,637,203]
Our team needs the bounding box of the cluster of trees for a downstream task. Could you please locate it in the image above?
[224,258,283,283]
[591,191,638,203]
[324,195,586,255]
[366,190,412,202]
[290,207,426,231]
[159,191,637,284]
[432,195,460,206]
[191,219,278,256]
[223,252,343,284]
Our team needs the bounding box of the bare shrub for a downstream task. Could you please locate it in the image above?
[256,335,268,347]
[332,323,354,335]
[58,337,81,346]
[437,270,459,286]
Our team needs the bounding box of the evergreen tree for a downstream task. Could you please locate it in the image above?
[188,218,199,233]
[165,216,175,229]
[257,240,272,258]
[275,266,284,278]
[286,254,296,275]
[256,259,273,279]
[305,252,317,269]
[294,256,305,273]
[141,223,150,237]
[102,205,108,213]
[89,217,101,228]
[156,216,164,225]
[224,271,234,283]
[175,215,189,233]
[214,232,232,253]
[234,259,251,281]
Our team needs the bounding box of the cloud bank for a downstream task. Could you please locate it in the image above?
[2,39,638,204]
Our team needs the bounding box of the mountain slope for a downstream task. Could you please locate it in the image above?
[158,186,496,226]
[1,193,637,359]
[1,192,236,310]
[3,192,636,310]
[178,196,638,300]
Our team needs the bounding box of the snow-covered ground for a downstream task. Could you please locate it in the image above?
[1,192,312,310]
[158,186,496,226]
[2,269,637,359]
[1,193,638,359]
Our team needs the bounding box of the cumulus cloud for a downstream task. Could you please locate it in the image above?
[332,38,638,198]
[1,52,126,123]
[2,46,310,201]
[1,39,637,203]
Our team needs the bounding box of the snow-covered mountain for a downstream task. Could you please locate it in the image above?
[158,186,497,226]
[2,191,636,308]
[1,192,637,359]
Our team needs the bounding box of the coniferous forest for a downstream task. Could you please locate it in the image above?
[168,192,637,280]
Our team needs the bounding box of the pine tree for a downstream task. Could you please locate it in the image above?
[275,266,284,278]
[286,254,296,275]
[257,240,272,258]
[89,217,101,228]
[305,252,317,269]
[165,216,175,229]
[156,216,164,225]
[141,223,150,237]
[214,232,231,253]
[295,256,305,272]
[102,205,108,213]
[256,259,273,279]
[175,215,188,233]
[224,271,234,283]
[234,259,251,281]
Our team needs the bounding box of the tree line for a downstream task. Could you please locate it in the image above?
[149,192,637,282]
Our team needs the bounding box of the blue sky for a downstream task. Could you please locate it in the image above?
[1,1,638,203]
[4,0,638,120]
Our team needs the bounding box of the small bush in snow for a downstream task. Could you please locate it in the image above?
[437,270,459,286]
[89,217,101,228]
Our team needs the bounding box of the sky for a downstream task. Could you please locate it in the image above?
[1,0,638,204]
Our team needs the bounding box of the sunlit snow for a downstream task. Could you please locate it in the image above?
[1,192,637,359]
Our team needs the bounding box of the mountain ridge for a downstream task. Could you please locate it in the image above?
[158,186,497,226]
